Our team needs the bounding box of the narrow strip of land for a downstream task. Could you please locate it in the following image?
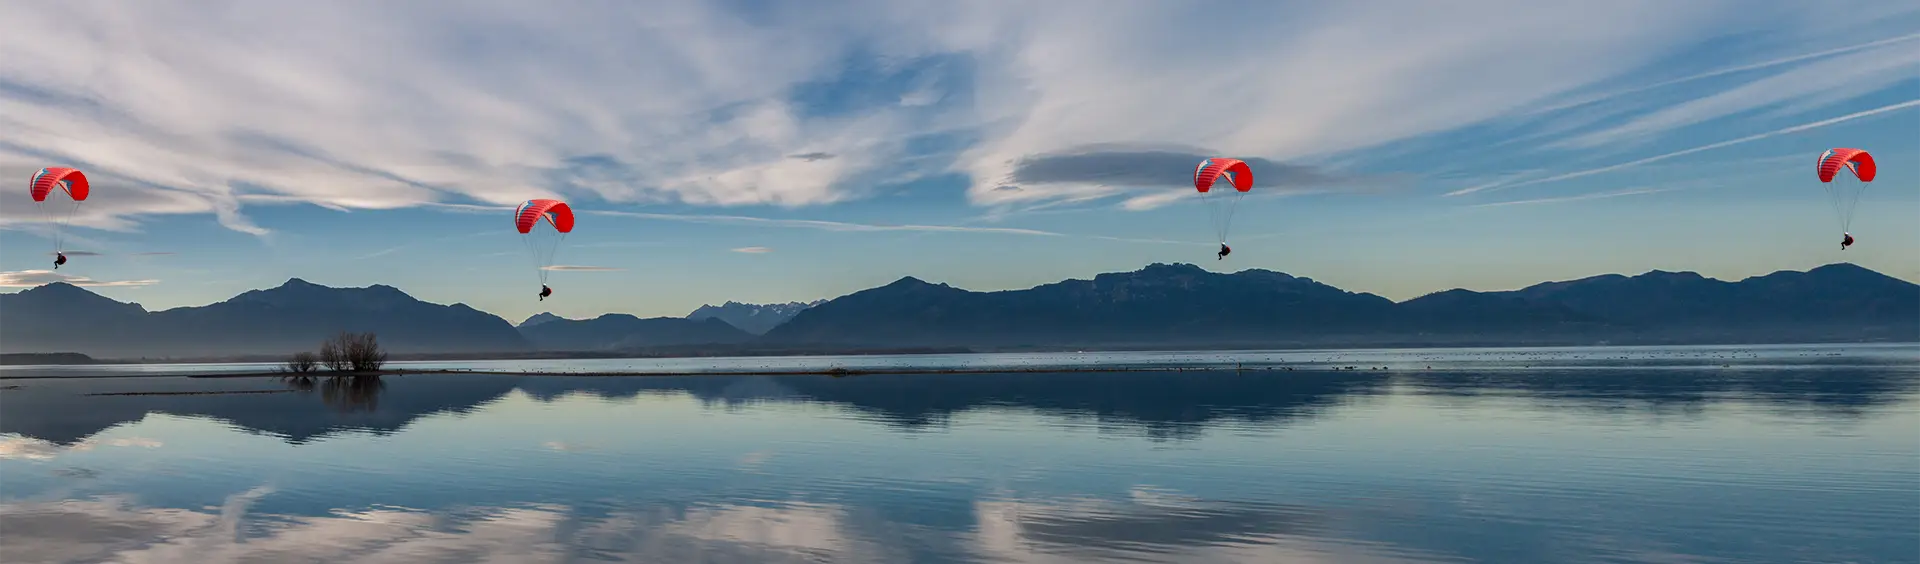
[84,390,300,397]
[207,365,1297,378]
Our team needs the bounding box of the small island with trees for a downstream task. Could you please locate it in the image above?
[280,331,389,374]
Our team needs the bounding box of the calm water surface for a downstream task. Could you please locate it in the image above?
[2,342,1912,377]
[1,345,1915,563]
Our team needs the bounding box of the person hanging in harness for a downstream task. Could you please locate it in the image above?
[1217,243,1231,260]
[1841,232,1854,250]
[539,284,552,301]
[53,252,67,270]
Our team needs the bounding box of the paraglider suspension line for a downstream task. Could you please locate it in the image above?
[522,231,568,286]
[34,198,83,256]
[1824,180,1867,235]
[1202,189,1247,245]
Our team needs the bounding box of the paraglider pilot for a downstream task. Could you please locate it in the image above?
[539,285,552,301]
[53,252,66,269]
[1217,243,1231,260]
[1842,232,1853,250]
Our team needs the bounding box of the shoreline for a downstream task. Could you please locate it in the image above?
[11,340,1911,368]
[211,365,1303,379]
[1,365,1301,381]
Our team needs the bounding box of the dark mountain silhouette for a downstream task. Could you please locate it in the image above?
[4,263,1912,359]
[0,279,531,358]
[764,262,1918,348]
[1486,263,1918,341]
[518,312,566,328]
[517,314,754,351]
[764,265,1404,348]
[0,353,97,365]
[0,282,153,355]
[686,299,825,334]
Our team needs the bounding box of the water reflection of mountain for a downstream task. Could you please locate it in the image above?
[2,366,1915,446]
[1397,367,1920,418]
[0,375,519,446]
[516,371,1396,439]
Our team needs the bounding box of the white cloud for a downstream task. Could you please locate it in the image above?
[1551,43,1920,149]
[0,270,159,288]
[1472,187,1676,208]
[0,0,1889,235]
[593,210,1062,237]
[1119,191,1187,211]
[1517,31,1920,118]
[731,246,773,254]
[947,1,1779,207]
[1448,99,1920,197]
[540,265,622,272]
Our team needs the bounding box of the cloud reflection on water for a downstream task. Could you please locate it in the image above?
[0,485,1451,564]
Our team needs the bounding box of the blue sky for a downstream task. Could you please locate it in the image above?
[1,1,1916,323]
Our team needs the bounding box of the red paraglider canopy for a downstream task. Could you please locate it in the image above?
[1193,158,1253,193]
[514,199,574,234]
[1817,148,1876,183]
[30,167,90,202]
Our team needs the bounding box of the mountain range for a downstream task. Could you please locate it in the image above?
[1,263,1912,360]
[687,300,826,335]
[763,263,1917,348]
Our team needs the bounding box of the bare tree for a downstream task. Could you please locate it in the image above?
[283,351,319,373]
[318,333,349,372]
[342,331,388,372]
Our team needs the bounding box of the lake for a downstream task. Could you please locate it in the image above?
[1,344,1916,563]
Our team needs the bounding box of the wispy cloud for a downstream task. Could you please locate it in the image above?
[1550,43,1920,149]
[540,265,622,272]
[0,0,1845,233]
[1119,192,1187,212]
[589,210,1061,237]
[46,250,103,256]
[355,230,495,260]
[1448,99,1920,197]
[1519,31,1920,118]
[596,208,1201,247]
[951,1,1790,207]
[974,146,1401,212]
[1473,187,1676,208]
[731,246,773,254]
[130,252,176,256]
[0,270,159,288]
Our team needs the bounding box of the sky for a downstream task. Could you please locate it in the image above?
[1,0,1916,323]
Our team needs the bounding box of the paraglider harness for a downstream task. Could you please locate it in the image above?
[1841,233,1854,250]
[539,285,552,301]
[1217,244,1231,260]
[53,252,66,269]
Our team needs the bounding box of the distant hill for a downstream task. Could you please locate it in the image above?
[0,279,531,358]
[0,352,96,366]
[518,312,566,328]
[763,265,1402,347]
[0,282,154,357]
[1444,263,1919,343]
[4,263,1912,359]
[686,300,825,335]
[762,263,1919,348]
[517,314,754,351]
